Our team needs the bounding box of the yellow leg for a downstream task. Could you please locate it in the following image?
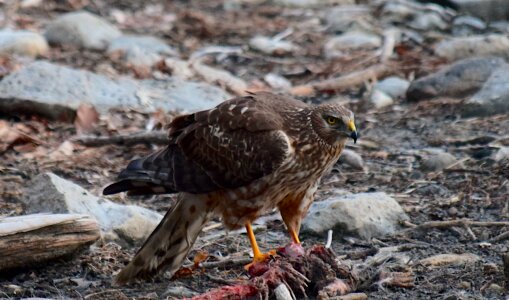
[289,228,301,244]
[244,223,276,269]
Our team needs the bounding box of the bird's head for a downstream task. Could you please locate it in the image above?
[311,103,358,146]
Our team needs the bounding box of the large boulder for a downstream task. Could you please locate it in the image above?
[462,65,509,117]
[21,172,163,246]
[406,56,506,102]
[0,61,231,120]
[301,192,409,240]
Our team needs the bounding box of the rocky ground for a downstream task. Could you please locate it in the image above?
[0,0,509,299]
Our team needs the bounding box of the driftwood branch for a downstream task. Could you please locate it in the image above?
[290,64,393,96]
[0,214,101,271]
[401,219,509,234]
[72,131,169,147]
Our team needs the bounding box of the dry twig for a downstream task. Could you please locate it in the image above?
[290,64,393,96]
[72,131,168,146]
[489,231,509,243]
[184,257,253,270]
[401,219,509,234]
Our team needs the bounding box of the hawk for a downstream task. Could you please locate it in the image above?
[104,92,358,284]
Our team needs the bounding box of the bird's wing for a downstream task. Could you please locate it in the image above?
[103,94,292,195]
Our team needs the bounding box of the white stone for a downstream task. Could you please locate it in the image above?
[325,5,374,33]
[0,30,48,57]
[272,0,353,8]
[324,32,381,59]
[337,149,366,171]
[420,151,458,172]
[21,172,163,246]
[370,89,394,109]
[301,192,409,240]
[108,35,177,67]
[375,76,410,99]
[494,147,509,162]
[409,12,448,31]
[264,73,292,90]
[249,36,298,55]
[45,11,121,50]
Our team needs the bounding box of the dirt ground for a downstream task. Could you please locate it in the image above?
[0,0,508,299]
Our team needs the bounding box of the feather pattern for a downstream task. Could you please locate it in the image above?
[104,93,297,195]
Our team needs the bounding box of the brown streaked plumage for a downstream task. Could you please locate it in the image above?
[104,91,358,284]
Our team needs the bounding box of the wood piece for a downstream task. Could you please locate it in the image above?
[489,231,509,243]
[72,131,169,146]
[400,219,509,234]
[380,29,398,63]
[0,214,100,271]
[503,252,509,290]
[191,59,248,96]
[290,64,393,96]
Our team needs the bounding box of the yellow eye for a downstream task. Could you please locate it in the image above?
[326,116,337,125]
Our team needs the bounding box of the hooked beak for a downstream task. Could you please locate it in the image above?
[347,120,358,144]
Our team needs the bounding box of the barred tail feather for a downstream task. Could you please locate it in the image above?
[115,193,214,284]
[103,149,176,196]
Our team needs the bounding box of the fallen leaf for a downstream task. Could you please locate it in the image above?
[49,141,76,160]
[0,120,40,153]
[193,250,209,269]
[74,103,99,134]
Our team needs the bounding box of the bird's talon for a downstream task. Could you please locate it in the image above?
[244,250,277,271]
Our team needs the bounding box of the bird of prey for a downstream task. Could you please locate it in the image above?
[104,91,358,284]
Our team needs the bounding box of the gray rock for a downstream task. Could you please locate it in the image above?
[21,172,163,246]
[375,76,410,99]
[381,2,414,23]
[324,32,381,59]
[301,192,409,240]
[0,30,48,57]
[325,5,375,33]
[494,147,509,163]
[337,149,366,171]
[45,11,121,50]
[272,0,353,8]
[108,35,178,67]
[406,56,506,102]
[420,151,457,172]
[452,16,486,36]
[489,21,509,33]
[249,36,298,55]
[435,35,509,61]
[409,12,448,31]
[0,61,230,120]
[452,0,509,22]
[264,73,292,90]
[462,65,509,117]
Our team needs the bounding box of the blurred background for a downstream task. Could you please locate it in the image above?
[0,0,508,299]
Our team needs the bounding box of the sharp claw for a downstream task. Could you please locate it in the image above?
[244,250,277,274]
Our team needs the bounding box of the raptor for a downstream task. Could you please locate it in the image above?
[104,91,358,284]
